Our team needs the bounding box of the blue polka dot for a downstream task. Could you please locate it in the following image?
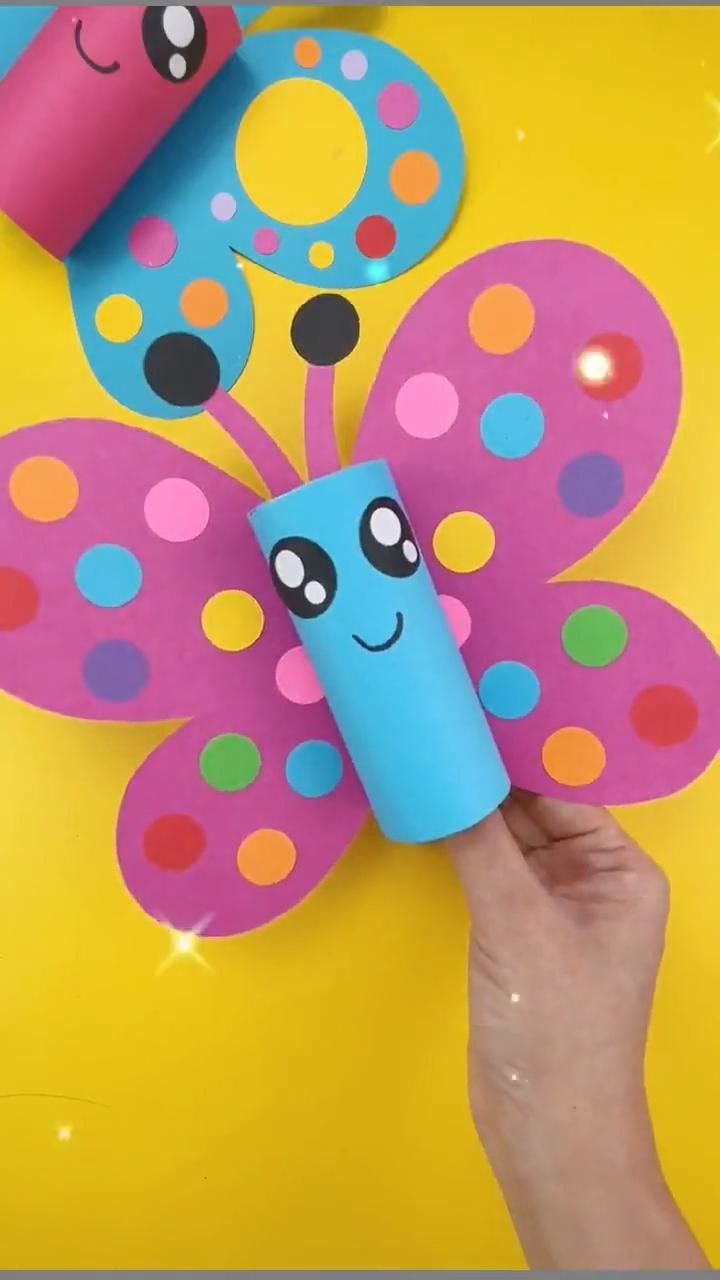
[479,661,541,720]
[480,393,545,460]
[83,640,149,703]
[286,740,343,799]
[75,544,142,608]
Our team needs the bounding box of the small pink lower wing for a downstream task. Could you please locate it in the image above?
[116,696,368,937]
[459,577,719,803]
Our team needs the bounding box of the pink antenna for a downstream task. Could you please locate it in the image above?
[206,387,301,497]
[304,365,341,480]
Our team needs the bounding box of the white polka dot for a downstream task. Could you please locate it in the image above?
[304,581,326,606]
[169,52,187,79]
[403,539,419,563]
[163,6,195,48]
[275,549,304,589]
[370,506,402,546]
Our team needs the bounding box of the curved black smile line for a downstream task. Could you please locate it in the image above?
[352,611,404,653]
[74,20,121,75]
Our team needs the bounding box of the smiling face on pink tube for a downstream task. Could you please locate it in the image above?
[0,6,242,257]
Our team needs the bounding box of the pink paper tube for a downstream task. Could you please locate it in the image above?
[0,6,242,259]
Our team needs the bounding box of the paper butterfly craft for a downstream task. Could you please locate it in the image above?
[35,12,462,418]
[1,240,717,936]
[0,7,464,414]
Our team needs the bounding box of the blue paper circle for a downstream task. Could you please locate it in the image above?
[286,740,344,799]
[75,544,143,608]
[480,393,545,460]
[479,661,541,720]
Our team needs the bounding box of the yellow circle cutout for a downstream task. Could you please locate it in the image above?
[237,829,297,886]
[236,79,368,227]
[308,241,335,270]
[201,590,264,652]
[9,456,79,523]
[432,512,496,574]
[95,295,143,344]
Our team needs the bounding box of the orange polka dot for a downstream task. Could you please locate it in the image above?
[390,151,440,206]
[180,279,229,330]
[542,727,607,787]
[237,829,297,886]
[469,284,535,355]
[294,36,321,69]
[9,456,79,522]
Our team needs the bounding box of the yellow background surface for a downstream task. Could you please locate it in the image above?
[1,5,719,1268]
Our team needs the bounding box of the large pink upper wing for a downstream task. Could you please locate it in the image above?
[353,240,681,581]
[353,240,718,802]
[0,419,294,720]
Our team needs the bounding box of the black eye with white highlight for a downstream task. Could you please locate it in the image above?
[270,537,337,619]
[142,6,207,83]
[360,497,421,578]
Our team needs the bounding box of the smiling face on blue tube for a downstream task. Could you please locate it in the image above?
[250,458,510,845]
[252,460,431,676]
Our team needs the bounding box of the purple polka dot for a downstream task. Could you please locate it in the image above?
[341,50,368,81]
[558,453,625,517]
[377,82,420,130]
[129,217,178,269]
[83,640,149,702]
[253,228,280,256]
[210,192,237,222]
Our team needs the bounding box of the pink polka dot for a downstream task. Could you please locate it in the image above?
[440,595,472,648]
[144,478,210,543]
[395,372,459,439]
[129,217,178,269]
[377,82,420,130]
[276,646,324,705]
[254,228,280,256]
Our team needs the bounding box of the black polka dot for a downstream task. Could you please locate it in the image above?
[143,333,220,406]
[291,294,360,367]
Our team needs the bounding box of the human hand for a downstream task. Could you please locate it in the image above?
[448,792,708,1269]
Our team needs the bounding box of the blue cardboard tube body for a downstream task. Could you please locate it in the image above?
[250,460,510,844]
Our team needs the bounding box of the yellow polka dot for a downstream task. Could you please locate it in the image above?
[9,456,79,522]
[432,512,496,574]
[201,590,264,652]
[308,241,335,270]
[95,295,143,344]
[237,829,297,885]
[542,727,607,786]
[236,80,367,227]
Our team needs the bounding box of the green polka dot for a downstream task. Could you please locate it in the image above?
[562,605,628,668]
[199,733,261,792]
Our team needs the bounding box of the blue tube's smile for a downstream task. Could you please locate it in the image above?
[352,611,404,653]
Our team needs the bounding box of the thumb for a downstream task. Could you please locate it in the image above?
[447,809,541,932]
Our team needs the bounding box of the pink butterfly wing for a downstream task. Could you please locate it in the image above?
[0,419,294,720]
[117,701,367,937]
[354,240,681,582]
[451,574,718,803]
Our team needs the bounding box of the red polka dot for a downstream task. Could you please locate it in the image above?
[143,815,206,871]
[355,215,397,259]
[630,685,699,747]
[0,567,39,630]
[576,333,643,401]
